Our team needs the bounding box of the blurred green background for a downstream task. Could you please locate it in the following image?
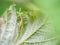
[0,0,60,45]
[32,0,60,35]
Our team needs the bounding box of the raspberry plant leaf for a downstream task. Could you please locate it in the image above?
[0,2,57,45]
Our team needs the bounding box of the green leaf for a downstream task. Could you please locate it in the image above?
[16,15,57,45]
[15,7,57,45]
[0,5,17,45]
[0,0,59,45]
